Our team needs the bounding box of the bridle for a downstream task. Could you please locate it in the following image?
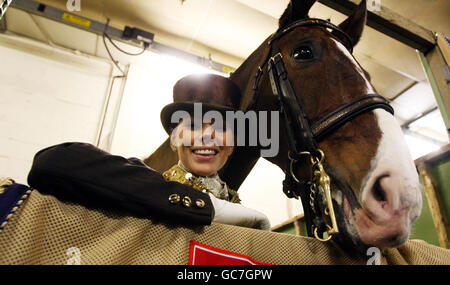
[250,18,394,241]
[254,18,394,241]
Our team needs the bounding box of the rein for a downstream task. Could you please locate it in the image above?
[251,18,394,241]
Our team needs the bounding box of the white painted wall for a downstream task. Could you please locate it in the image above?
[0,34,112,184]
[109,53,220,159]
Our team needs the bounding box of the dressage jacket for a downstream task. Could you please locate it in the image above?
[27,142,214,225]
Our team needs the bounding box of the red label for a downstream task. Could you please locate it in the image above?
[188,240,272,265]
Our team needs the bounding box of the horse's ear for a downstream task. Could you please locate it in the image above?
[335,0,367,46]
[279,0,316,28]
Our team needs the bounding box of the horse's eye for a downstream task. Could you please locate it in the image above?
[293,46,314,61]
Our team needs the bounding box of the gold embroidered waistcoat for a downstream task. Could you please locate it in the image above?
[162,164,241,204]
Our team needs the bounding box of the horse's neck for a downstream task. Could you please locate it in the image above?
[143,138,178,173]
[220,37,284,190]
[231,37,270,111]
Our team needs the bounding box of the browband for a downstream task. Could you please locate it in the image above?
[269,18,354,53]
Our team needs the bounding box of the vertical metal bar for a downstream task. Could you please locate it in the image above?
[105,65,130,153]
[95,64,115,148]
[418,49,450,138]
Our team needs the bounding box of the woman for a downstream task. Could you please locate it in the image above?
[161,73,241,204]
[163,118,241,204]
[27,74,270,230]
[158,74,270,229]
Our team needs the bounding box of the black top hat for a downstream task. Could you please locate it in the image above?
[160,74,241,134]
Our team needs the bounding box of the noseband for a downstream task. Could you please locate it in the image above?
[251,18,394,241]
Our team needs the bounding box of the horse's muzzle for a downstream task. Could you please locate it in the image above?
[353,173,422,248]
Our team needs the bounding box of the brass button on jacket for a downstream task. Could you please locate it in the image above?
[182,196,192,207]
[195,199,206,208]
[169,194,180,204]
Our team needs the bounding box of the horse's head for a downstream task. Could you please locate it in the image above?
[248,0,422,252]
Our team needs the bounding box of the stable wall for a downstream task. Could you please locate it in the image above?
[0,33,112,184]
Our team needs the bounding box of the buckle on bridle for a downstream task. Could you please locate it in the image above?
[269,52,283,64]
[285,151,312,200]
[288,150,311,184]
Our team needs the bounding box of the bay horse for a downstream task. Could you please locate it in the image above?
[144,0,422,254]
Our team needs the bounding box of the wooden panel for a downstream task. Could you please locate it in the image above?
[318,0,435,52]
[415,144,450,249]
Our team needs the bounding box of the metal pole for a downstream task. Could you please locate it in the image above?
[9,0,235,74]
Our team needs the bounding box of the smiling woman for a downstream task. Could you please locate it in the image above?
[160,73,243,203]
[171,118,234,178]
[157,73,270,229]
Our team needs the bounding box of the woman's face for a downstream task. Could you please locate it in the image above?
[170,118,234,177]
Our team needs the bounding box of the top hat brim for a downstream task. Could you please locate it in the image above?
[160,102,236,134]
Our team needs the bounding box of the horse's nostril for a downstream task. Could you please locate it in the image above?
[373,178,387,202]
[388,235,398,243]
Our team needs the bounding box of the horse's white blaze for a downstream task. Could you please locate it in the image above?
[331,38,422,219]
[361,109,422,214]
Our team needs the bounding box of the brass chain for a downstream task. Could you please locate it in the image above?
[311,150,339,242]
